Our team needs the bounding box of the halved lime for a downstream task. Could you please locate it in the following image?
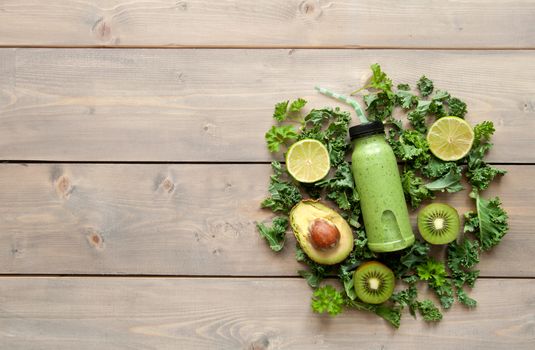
[427,116,474,161]
[286,139,330,183]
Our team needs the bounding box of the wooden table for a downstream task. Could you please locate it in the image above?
[0,1,534,348]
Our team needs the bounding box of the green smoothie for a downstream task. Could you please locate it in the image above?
[350,122,415,252]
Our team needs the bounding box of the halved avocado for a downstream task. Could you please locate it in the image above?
[290,200,354,265]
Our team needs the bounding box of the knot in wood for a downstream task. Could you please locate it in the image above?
[249,334,270,350]
[299,0,323,19]
[161,178,175,193]
[176,0,188,11]
[86,230,105,251]
[92,17,113,42]
[56,175,74,199]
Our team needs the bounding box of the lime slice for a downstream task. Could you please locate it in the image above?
[286,139,330,183]
[427,116,474,161]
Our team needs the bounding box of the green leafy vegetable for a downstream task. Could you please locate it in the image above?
[265,125,298,152]
[417,259,454,309]
[312,285,402,327]
[473,121,495,145]
[256,216,288,252]
[421,157,459,179]
[447,97,467,118]
[396,240,430,278]
[381,240,430,281]
[289,98,307,112]
[467,165,506,192]
[363,92,395,121]
[346,299,402,328]
[396,89,417,110]
[456,287,477,308]
[267,98,308,151]
[355,64,396,121]
[311,285,345,316]
[447,239,480,307]
[417,76,434,97]
[407,100,432,133]
[424,168,464,193]
[417,259,448,285]
[300,107,351,166]
[298,269,324,289]
[391,130,431,169]
[339,265,357,300]
[260,161,302,213]
[395,84,417,110]
[417,300,443,321]
[391,283,419,317]
[273,101,289,122]
[391,282,442,322]
[316,162,358,210]
[273,98,307,122]
[428,90,450,118]
[466,121,506,192]
[338,234,375,300]
[464,193,509,251]
[296,245,328,288]
[369,63,394,93]
[401,169,434,208]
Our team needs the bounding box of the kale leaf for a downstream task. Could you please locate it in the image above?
[296,244,329,288]
[417,300,443,321]
[316,162,358,210]
[447,239,480,307]
[417,259,454,309]
[424,168,464,193]
[466,121,506,192]
[417,76,434,97]
[447,97,467,118]
[464,193,509,251]
[390,130,431,170]
[256,216,288,252]
[260,161,302,213]
[401,169,434,208]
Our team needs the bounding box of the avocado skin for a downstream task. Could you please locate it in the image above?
[290,200,354,265]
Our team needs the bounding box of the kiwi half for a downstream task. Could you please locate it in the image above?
[417,203,460,245]
[353,261,395,304]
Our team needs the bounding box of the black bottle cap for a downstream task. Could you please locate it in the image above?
[349,121,385,140]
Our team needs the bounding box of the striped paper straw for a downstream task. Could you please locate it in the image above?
[315,86,369,124]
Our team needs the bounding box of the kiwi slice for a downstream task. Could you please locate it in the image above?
[353,261,395,304]
[417,203,460,245]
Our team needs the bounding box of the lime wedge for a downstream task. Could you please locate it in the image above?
[286,139,330,183]
[427,116,474,161]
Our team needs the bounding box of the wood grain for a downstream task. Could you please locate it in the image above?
[0,163,528,277]
[0,277,533,349]
[0,1,534,48]
[1,49,534,162]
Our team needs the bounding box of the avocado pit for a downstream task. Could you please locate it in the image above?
[309,218,340,250]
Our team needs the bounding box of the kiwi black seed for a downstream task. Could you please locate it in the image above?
[417,203,460,245]
[353,261,395,304]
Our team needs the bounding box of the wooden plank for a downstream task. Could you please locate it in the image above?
[0,277,533,349]
[1,49,534,162]
[0,163,529,277]
[0,1,534,48]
